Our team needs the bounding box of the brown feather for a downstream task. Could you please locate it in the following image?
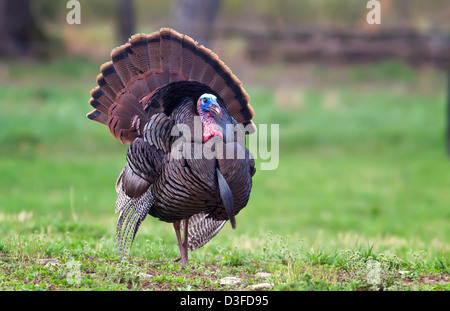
[126,75,151,100]
[159,28,171,77]
[96,74,116,101]
[100,61,125,94]
[147,31,162,70]
[87,109,107,125]
[169,31,183,76]
[128,33,151,73]
[180,34,196,80]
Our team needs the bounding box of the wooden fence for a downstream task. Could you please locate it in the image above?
[218,26,450,154]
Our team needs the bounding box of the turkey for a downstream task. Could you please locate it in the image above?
[86,28,256,268]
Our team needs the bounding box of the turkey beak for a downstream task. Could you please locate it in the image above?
[209,105,222,119]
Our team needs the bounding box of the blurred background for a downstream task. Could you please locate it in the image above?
[0,0,449,258]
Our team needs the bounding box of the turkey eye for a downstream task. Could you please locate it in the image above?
[203,98,208,103]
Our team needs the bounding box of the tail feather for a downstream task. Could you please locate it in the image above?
[115,169,154,259]
[147,31,163,71]
[89,90,109,115]
[100,61,125,94]
[128,34,151,73]
[180,212,227,251]
[189,45,209,82]
[127,75,151,100]
[143,70,167,92]
[159,28,171,76]
[180,34,196,80]
[199,52,219,85]
[111,44,142,84]
[87,109,108,124]
[168,31,183,78]
[114,91,145,118]
[207,57,230,92]
[96,74,117,101]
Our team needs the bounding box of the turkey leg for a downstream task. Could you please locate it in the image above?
[173,219,189,269]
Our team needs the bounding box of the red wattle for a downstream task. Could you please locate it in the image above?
[200,112,223,142]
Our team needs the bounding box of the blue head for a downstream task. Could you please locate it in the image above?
[198,93,222,119]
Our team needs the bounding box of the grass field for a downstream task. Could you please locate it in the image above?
[0,58,449,291]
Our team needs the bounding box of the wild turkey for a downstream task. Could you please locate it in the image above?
[87,28,256,268]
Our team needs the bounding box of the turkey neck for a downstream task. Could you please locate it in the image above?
[197,107,223,142]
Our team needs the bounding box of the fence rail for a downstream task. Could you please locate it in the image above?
[218,26,450,69]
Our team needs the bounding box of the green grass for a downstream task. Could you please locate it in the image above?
[0,58,449,291]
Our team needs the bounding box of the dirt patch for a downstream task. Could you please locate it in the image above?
[402,273,449,287]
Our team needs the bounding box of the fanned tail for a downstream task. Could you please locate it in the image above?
[87,28,255,145]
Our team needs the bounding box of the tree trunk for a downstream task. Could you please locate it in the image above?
[0,0,48,57]
[171,0,221,47]
[447,70,450,155]
[116,0,135,44]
